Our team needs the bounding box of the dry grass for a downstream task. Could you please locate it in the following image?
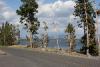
[9,45,27,48]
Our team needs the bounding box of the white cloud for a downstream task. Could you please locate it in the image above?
[37,0,45,5]
[37,0,77,36]
[37,0,88,38]
[37,0,75,18]
[0,0,20,25]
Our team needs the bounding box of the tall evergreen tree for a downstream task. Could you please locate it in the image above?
[65,23,76,52]
[74,0,98,56]
[16,0,40,48]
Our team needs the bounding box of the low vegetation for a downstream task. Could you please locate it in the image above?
[0,22,19,46]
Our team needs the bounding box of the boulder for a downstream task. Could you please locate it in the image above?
[0,50,6,55]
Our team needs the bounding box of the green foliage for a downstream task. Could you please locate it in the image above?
[65,23,75,34]
[74,0,98,56]
[16,0,40,34]
[89,44,99,56]
[80,34,87,54]
[65,23,76,51]
[16,0,40,47]
[80,34,98,56]
[0,22,18,46]
[74,0,96,27]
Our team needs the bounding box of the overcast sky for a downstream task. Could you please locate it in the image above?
[0,0,100,39]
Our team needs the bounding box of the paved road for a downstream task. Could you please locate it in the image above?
[0,48,100,67]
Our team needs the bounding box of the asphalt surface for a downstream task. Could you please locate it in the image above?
[0,48,100,67]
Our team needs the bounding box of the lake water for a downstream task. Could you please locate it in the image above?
[19,39,83,51]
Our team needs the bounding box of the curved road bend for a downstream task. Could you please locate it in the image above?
[0,48,100,67]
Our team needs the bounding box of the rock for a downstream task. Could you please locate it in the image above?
[41,48,47,51]
[0,50,6,55]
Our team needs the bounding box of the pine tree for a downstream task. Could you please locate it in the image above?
[16,0,40,48]
[65,23,76,52]
[74,0,98,56]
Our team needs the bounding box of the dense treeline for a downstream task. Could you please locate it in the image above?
[0,22,19,46]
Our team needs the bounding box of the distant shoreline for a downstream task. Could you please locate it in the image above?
[18,39,83,51]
